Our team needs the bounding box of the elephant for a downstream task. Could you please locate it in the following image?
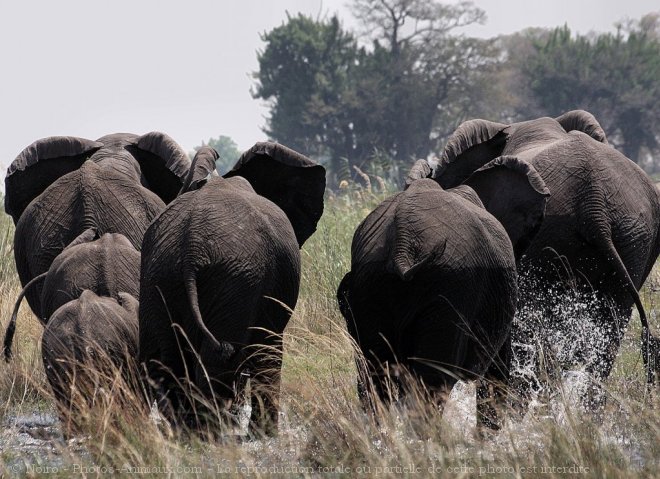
[5,132,189,316]
[429,110,660,397]
[3,230,140,360]
[337,156,549,430]
[138,143,326,435]
[42,290,139,435]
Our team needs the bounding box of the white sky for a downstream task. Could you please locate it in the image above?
[1,0,658,172]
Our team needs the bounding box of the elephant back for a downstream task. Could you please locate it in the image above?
[352,180,515,279]
[41,234,141,320]
[501,117,567,158]
[522,134,660,288]
[43,291,138,365]
[14,162,163,317]
[141,176,299,282]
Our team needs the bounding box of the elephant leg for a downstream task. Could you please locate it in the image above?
[476,334,511,434]
[191,340,238,434]
[402,302,464,413]
[357,342,402,409]
[247,342,283,437]
[355,355,370,408]
[45,362,76,435]
[141,281,204,428]
[145,332,190,427]
[581,298,630,413]
[354,353,388,415]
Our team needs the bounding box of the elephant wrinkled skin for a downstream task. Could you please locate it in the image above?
[5,132,189,317]
[3,230,140,360]
[42,290,139,435]
[433,110,660,393]
[338,158,548,430]
[139,144,326,435]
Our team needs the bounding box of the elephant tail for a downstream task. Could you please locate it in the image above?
[597,237,656,384]
[184,269,222,350]
[388,236,447,282]
[4,272,47,362]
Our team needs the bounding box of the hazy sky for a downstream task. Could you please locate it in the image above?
[1,0,658,172]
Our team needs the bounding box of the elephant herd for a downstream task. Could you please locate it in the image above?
[2,110,659,438]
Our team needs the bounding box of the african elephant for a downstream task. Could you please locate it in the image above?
[3,230,140,360]
[139,143,326,435]
[5,132,189,316]
[337,157,549,430]
[42,290,139,435]
[431,110,660,393]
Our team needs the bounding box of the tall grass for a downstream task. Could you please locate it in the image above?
[0,185,658,478]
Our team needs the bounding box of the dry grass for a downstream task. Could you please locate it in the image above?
[0,187,658,478]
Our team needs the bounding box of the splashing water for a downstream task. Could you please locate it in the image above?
[510,270,627,410]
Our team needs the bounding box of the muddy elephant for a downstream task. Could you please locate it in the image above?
[42,290,139,435]
[337,157,549,430]
[431,110,660,392]
[3,230,140,360]
[5,132,189,316]
[138,143,326,435]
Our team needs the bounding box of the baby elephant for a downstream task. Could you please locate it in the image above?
[3,230,140,360]
[338,157,549,430]
[42,290,139,434]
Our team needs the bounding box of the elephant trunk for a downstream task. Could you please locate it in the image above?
[4,272,47,361]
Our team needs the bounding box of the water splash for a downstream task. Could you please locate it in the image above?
[510,269,627,410]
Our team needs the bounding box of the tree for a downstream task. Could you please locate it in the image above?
[471,28,553,125]
[253,13,358,177]
[349,0,497,163]
[192,135,241,174]
[521,16,660,165]
[253,2,499,184]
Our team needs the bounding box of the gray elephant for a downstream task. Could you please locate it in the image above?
[3,230,140,360]
[138,144,326,435]
[5,132,189,316]
[430,110,660,393]
[337,157,549,430]
[42,290,139,435]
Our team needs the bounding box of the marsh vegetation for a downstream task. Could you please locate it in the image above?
[0,186,658,477]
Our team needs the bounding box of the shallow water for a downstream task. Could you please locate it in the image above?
[0,411,67,473]
[0,285,654,473]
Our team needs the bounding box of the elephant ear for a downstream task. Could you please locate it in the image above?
[433,119,509,189]
[179,147,219,194]
[464,156,550,260]
[127,132,191,204]
[555,110,608,144]
[224,141,326,247]
[5,136,103,223]
[404,159,433,190]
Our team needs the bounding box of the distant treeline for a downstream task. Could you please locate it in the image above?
[205,0,660,187]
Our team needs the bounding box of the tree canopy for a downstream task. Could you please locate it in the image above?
[251,2,660,183]
[253,14,357,170]
[253,1,496,185]
[520,15,660,164]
